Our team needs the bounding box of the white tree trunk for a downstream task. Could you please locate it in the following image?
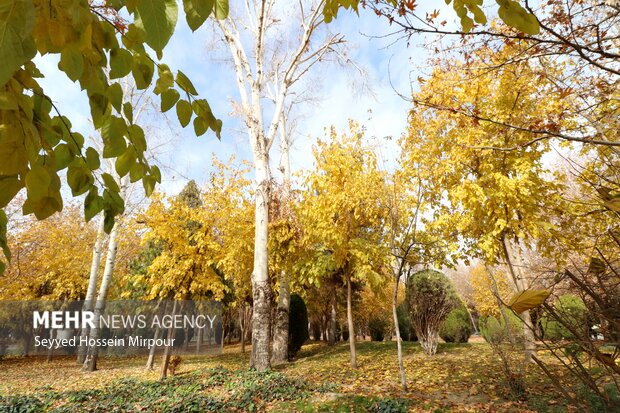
[160,301,177,380]
[272,124,292,364]
[77,214,105,364]
[82,177,128,372]
[392,270,407,390]
[502,234,536,364]
[146,326,161,370]
[250,152,272,371]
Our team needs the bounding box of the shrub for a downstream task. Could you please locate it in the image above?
[288,294,309,358]
[480,313,527,399]
[439,305,473,343]
[368,316,389,342]
[406,269,459,355]
[541,294,587,341]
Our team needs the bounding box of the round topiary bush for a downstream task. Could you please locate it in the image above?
[287,294,309,359]
[406,269,459,355]
[439,305,473,343]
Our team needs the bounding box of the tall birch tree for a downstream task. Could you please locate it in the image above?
[214,0,345,370]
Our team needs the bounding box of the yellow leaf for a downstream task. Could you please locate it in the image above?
[507,289,550,313]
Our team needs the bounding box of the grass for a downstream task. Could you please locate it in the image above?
[0,341,578,412]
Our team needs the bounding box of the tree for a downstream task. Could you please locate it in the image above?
[362,1,619,150]
[406,269,459,356]
[298,122,389,368]
[401,43,571,363]
[384,157,459,389]
[324,0,542,35]
[213,0,347,371]
[0,0,228,273]
[470,264,513,319]
[0,204,97,300]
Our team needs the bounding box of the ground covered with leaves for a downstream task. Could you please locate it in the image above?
[0,341,582,412]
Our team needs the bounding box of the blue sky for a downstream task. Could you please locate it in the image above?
[35,0,458,197]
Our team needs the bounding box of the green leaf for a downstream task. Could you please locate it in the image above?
[67,165,93,196]
[176,99,192,127]
[132,54,154,90]
[0,90,17,110]
[214,0,228,19]
[127,124,146,153]
[54,144,73,170]
[507,289,550,313]
[88,93,110,129]
[103,188,125,214]
[25,165,50,202]
[143,175,156,196]
[0,175,22,208]
[154,64,174,94]
[102,116,127,158]
[85,147,101,170]
[0,0,36,87]
[22,195,62,220]
[108,82,124,113]
[496,0,540,35]
[150,165,161,183]
[123,102,133,123]
[0,131,28,175]
[115,147,136,178]
[183,0,214,31]
[102,172,120,193]
[176,70,197,95]
[109,48,133,79]
[59,46,84,82]
[103,209,115,233]
[193,116,207,136]
[161,88,180,112]
[84,188,103,222]
[135,0,178,52]
[129,162,146,183]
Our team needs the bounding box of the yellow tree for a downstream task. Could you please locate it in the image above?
[298,122,389,368]
[401,43,570,363]
[0,203,96,300]
[470,264,513,319]
[204,157,254,353]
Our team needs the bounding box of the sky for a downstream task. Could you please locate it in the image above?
[34,0,458,197]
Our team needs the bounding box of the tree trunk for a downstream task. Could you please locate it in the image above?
[392,270,407,390]
[272,119,292,365]
[82,212,123,372]
[196,325,203,354]
[329,286,337,345]
[239,304,246,353]
[465,307,479,334]
[159,300,177,380]
[346,274,357,368]
[77,214,105,364]
[502,234,536,364]
[146,325,161,370]
[271,271,290,364]
[47,328,56,362]
[250,152,272,371]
